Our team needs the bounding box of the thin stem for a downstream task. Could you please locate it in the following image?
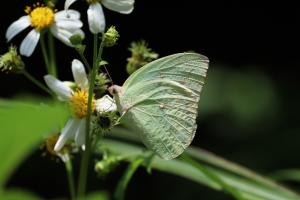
[77,33,105,198]
[22,70,53,96]
[40,34,51,74]
[48,33,57,77]
[65,157,76,200]
[78,51,91,71]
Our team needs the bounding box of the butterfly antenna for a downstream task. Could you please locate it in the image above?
[103,65,114,85]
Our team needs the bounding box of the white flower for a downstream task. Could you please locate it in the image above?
[44,59,116,152]
[6,4,84,57]
[65,0,134,34]
[96,95,117,112]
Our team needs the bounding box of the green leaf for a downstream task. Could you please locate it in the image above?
[181,154,245,200]
[99,138,300,200]
[84,191,109,200]
[0,190,41,200]
[109,127,298,198]
[0,98,68,187]
[99,60,109,66]
[271,169,300,182]
[185,147,296,197]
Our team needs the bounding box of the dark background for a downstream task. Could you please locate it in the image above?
[1,0,300,199]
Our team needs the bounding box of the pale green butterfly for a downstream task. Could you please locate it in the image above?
[109,53,209,160]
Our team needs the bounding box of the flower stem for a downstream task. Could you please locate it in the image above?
[65,157,76,200]
[48,33,57,77]
[22,70,53,96]
[77,33,105,198]
[40,34,51,74]
[78,51,91,72]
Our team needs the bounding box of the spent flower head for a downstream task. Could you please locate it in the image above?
[126,40,159,74]
[0,46,25,73]
[95,151,121,177]
[41,134,70,162]
[94,72,111,98]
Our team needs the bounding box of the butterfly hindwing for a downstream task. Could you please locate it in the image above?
[120,79,198,159]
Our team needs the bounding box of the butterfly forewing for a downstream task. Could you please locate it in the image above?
[123,53,208,100]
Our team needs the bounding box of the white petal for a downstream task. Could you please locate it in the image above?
[55,9,80,20]
[75,119,86,148]
[102,0,134,14]
[55,18,83,31]
[20,29,40,57]
[96,95,117,112]
[65,0,79,10]
[50,25,84,46]
[54,118,79,152]
[44,75,72,100]
[6,15,30,42]
[71,59,89,89]
[59,154,70,162]
[87,3,105,34]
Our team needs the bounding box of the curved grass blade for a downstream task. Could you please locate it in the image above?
[99,138,300,200]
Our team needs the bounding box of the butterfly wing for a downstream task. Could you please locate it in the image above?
[117,53,209,159]
[120,79,198,159]
[123,52,209,102]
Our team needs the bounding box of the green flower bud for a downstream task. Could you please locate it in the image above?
[104,26,120,47]
[69,34,86,53]
[95,154,121,177]
[94,72,110,98]
[0,46,25,74]
[126,40,158,75]
[69,34,84,46]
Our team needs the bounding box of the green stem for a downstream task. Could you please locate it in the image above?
[40,34,51,74]
[65,156,76,200]
[22,70,53,96]
[114,157,144,200]
[77,33,105,198]
[78,51,91,71]
[48,33,57,77]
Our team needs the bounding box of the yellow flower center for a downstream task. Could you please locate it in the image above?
[70,90,95,119]
[27,5,54,30]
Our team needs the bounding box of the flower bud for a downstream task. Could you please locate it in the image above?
[126,40,158,75]
[69,34,84,46]
[0,46,25,74]
[95,154,120,177]
[104,26,119,47]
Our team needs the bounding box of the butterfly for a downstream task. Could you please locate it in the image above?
[109,53,209,159]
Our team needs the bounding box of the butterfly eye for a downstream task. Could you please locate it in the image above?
[112,88,117,94]
[108,86,114,95]
[108,85,122,96]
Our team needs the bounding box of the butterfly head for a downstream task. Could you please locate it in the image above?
[108,85,124,114]
[108,85,123,96]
